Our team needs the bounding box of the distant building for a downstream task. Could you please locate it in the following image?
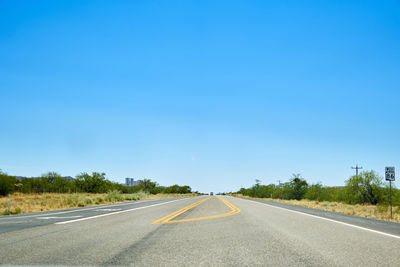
[125,178,139,186]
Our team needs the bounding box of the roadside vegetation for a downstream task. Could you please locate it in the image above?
[234,171,400,222]
[0,170,199,215]
[0,191,198,215]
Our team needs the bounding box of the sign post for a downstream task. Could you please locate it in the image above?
[385,167,395,219]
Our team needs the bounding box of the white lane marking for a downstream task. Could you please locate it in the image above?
[37,216,83,220]
[0,198,166,219]
[94,208,121,212]
[238,197,400,240]
[55,197,193,225]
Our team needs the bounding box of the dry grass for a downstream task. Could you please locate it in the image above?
[232,194,400,223]
[0,192,198,215]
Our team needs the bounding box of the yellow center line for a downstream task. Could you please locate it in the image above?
[161,197,212,223]
[152,196,240,224]
[151,197,212,224]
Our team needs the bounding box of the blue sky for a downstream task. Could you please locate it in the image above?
[1,0,399,193]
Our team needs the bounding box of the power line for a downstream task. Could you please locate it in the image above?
[351,164,363,177]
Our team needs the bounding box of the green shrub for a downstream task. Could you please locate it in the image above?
[122,191,146,201]
[345,171,383,205]
[124,194,135,201]
[11,207,22,214]
[237,170,396,206]
[1,207,22,215]
[287,175,308,200]
[105,190,124,202]
[377,204,389,213]
[0,172,17,196]
[305,183,326,201]
[85,197,93,205]
[394,206,400,214]
[134,191,146,199]
[66,195,79,205]
[96,196,104,204]
[321,201,330,208]
[2,209,10,215]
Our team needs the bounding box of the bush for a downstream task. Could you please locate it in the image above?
[75,172,110,193]
[237,170,397,207]
[394,207,400,215]
[124,193,143,201]
[105,190,124,202]
[163,185,192,194]
[2,209,10,215]
[134,191,146,200]
[1,169,191,197]
[377,203,389,214]
[95,196,104,204]
[305,183,328,201]
[286,174,308,200]
[66,195,79,206]
[345,171,383,204]
[84,197,93,205]
[1,207,22,215]
[0,172,17,196]
[11,207,22,214]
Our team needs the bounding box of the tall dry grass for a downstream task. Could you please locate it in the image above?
[0,192,197,215]
[233,194,400,223]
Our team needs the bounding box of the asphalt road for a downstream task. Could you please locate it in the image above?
[0,196,399,266]
[0,197,191,234]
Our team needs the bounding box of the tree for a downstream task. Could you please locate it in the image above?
[0,171,17,196]
[75,172,109,193]
[305,182,326,201]
[288,174,308,200]
[41,172,67,193]
[345,170,383,204]
[177,185,191,194]
[140,179,157,193]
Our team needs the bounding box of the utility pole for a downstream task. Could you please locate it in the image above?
[351,164,363,177]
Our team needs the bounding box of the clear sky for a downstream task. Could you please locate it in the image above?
[1,0,399,193]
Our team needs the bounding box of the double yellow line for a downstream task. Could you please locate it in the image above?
[152,196,240,224]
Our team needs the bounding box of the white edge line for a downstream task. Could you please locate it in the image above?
[1,198,177,219]
[55,197,192,225]
[238,197,400,240]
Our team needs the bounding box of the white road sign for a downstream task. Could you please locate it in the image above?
[385,167,395,181]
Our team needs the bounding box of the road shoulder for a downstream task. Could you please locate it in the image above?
[234,196,400,237]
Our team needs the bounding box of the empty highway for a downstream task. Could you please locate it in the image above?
[0,196,399,266]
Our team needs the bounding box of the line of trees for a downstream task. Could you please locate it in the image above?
[0,170,193,196]
[238,171,400,206]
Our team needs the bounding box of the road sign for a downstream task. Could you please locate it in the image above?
[385,167,395,181]
[385,167,395,218]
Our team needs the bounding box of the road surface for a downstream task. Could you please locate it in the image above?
[0,195,399,266]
